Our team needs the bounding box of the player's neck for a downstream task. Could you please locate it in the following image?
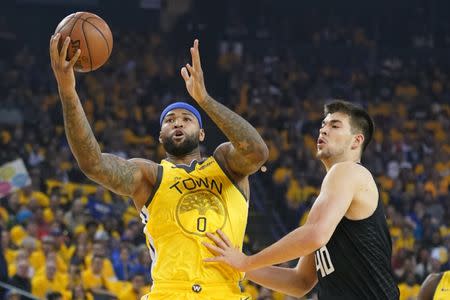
[165,149,202,166]
[322,153,361,172]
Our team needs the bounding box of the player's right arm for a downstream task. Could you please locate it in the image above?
[245,253,317,297]
[50,34,157,209]
[418,272,442,300]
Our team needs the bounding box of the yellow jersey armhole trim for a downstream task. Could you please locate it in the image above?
[144,165,163,208]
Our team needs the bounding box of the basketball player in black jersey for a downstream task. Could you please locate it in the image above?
[204,100,400,299]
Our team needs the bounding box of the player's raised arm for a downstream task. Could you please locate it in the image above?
[50,34,157,208]
[181,39,268,178]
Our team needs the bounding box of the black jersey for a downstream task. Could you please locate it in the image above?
[314,198,399,300]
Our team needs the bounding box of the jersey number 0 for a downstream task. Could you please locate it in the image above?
[197,217,207,232]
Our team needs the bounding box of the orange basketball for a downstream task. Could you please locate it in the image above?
[54,12,113,72]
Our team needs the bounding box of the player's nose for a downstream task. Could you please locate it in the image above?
[173,119,183,128]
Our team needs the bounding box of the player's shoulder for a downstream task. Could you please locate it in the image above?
[329,162,373,184]
[128,157,160,166]
[213,142,231,157]
[129,157,161,171]
[330,161,370,175]
[128,158,161,182]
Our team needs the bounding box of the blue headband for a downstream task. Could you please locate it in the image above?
[160,102,203,128]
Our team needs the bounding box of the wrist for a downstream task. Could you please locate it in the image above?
[197,92,211,106]
[245,254,257,271]
[58,86,77,99]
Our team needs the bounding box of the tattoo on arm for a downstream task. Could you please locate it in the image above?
[61,90,101,169]
[200,95,268,164]
[91,154,141,196]
[60,90,141,196]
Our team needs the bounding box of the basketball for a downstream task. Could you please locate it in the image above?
[54,12,113,72]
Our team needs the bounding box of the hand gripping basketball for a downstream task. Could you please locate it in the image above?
[49,33,81,92]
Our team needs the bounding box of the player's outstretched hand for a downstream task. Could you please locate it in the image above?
[181,39,209,104]
[49,33,81,92]
[203,229,251,272]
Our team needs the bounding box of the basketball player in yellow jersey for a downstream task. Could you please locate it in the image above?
[50,35,268,300]
[418,271,450,300]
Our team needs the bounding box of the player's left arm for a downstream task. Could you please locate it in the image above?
[181,40,268,178]
[204,162,360,271]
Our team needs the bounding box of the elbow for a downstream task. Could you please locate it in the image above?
[290,280,317,298]
[78,161,101,177]
[77,152,104,176]
[310,226,331,251]
[252,143,269,166]
[291,290,308,298]
[260,143,269,162]
[291,271,318,297]
[290,288,306,298]
[313,235,328,250]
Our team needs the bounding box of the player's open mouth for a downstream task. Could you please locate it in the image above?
[173,130,185,140]
[317,137,326,145]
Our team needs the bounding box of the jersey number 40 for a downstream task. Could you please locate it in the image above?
[315,245,335,277]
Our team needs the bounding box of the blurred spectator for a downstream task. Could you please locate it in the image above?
[118,272,149,300]
[31,260,66,299]
[130,245,152,285]
[85,241,116,282]
[8,258,31,300]
[81,254,116,299]
[398,271,420,300]
[112,244,133,281]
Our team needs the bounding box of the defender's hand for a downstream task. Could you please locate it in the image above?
[203,229,252,272]
[49,33,81,93]
[181,39,209,104]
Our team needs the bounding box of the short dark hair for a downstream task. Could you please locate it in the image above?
[324,100,374,153]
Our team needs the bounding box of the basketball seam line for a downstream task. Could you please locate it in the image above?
[85,17,111,55]
[54,14,76,37]
[59,13,80,61]
[67,12,80,42]
[81,20,93,72]
[70,15,111,55]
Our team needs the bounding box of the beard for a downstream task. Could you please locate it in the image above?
[316,149,331,159]
[161,132,199,156]
[316,144,348,160]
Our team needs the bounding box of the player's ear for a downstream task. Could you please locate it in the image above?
[199,128,205,142]
[159,131,163,144]
[352,133,364,150]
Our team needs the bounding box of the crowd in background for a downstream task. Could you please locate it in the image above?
[0,1,449,299]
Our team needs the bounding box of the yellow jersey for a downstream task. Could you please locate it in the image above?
[398,283,420,300]
[434,271,450,300]
[140,157,248,284]
[31,273,68,299]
